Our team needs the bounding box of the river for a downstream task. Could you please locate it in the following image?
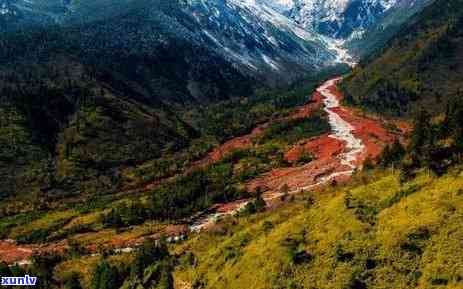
[189,78,365,231]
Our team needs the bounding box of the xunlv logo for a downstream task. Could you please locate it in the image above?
[1,275,37,286]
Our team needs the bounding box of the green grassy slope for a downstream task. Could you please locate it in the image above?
[346,0,435,58]
[5,164,463,289]
[343,0,463,116]
[174,167,463,289]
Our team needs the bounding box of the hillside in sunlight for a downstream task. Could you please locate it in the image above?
[172,167,463,289]
[342,0,463,116]
[36,166,463,289]
[2,0,463,288]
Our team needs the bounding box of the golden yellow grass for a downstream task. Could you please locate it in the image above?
[174,167,463,289]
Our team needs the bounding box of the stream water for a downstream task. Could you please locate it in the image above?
[188,78,365,231]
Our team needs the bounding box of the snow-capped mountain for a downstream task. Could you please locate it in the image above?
[0,0,432,81]
[181,0,339,81]
[232,0,432,59]
[262,0,400,39]
[178,0,430,72]
[0,0,340,82]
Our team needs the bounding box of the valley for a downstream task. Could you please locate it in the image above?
[4,0,463,288]
[0,76,404,266]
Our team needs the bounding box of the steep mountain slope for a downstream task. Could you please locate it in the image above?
[0,0,433,79]
[181,0,337,82]
[0,0,144,28]
[256,0,433,58]
[0,0,340,82]
[286,0,397,38]
[0,1,256,198]
[0,54,200,198]
[261,0,429,40]
[342,0,463,116]
[346,0,435,57]
[174,168,463,289]
[0,0,434,200]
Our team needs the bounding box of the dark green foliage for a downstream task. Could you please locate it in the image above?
[343,0,463,117]
[365,258,377,270]
[262,221,274,233]
[0,105,49,198]
[63,272,82,289]
[400,228,431,256]
[379,140,406,168]
[16,228,50,244]
[124,239,174,289]
[254,194,267,212]
[67,239,88,258]
[431,278,449,286]
[281,231,313,265]
[381,185,420,209]
[9,264,25,278]
[223,146,290,182]
[149,162,246,220]
[409,110,436,165]
[335,246,355,263]
[242,191,267,215]
[345,193,378,225]
[354,203,379,226]
[346,278,368,289]
[363,158,375,170]
[0,262,11,276]
[0,0,252,199]
[296,150,315,165]
[0,57,197,199]
[101,201,147,228]
[257,114,330,145]
[445,97,463,160]
[91,259,122,289]
[188,65,348,143]
[29,253,63,289]
[377,102,463,177]
[291,250,313,265]
[407,105,463,175]
[130,239,169,279]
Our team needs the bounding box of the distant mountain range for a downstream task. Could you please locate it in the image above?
[0,0,433,81]
[0,0,433,197]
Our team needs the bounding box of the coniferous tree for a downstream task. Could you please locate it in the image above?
[410,109,435,168]
[91,259,121,289]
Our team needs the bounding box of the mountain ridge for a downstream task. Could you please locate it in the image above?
[0,0,434,77]
[343,0,463,116]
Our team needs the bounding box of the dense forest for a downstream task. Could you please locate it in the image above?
[0,29,345,243]
[0,1,252,200]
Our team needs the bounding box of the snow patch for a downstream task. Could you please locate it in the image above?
[261,53,280,70]
[322,36,357,67]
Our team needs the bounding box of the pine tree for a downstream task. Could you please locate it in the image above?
[254,194,267,212]
[0,262,11,277]
[91,259,120,289]
[410,109,435,167]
